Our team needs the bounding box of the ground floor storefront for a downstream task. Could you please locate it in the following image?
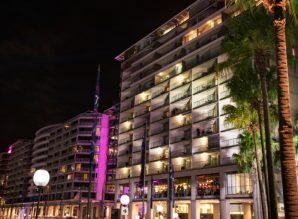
[104,199,253,219]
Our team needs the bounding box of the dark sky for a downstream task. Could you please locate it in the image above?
[0,0,196,151]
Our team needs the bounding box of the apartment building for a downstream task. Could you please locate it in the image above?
[5,140,33,208]
[114,0,255,218]
[0,150,10,214]
[4,111,110,219]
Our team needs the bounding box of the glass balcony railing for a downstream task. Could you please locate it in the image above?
[171,91,191,103]
[193,80,216,94]
[119,137,132,145]
[193,110,217,123]
[170,134,191,144]
[192,158,219,169]
[221,138,240,147]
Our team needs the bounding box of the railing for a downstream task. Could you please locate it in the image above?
[135,108,150,117]
[150,167,168,175]
[221,157,235,165]
[152,88,169,98]
[171,79,191,90]
[134,193,148,199]
[219,90,230,99]
[150,153,168,161]
[226,186,253,195]
[172,120,192,130]
[151,100,168,111]
[193,110,217,123]
[175,188,191,197]
[150,139,169,148]
[171,147,192,157]
[193,141,219,153]
[120,115,133,123]
[173,163,191,171]
[121,104,133,113]
[116,172,131,179]
[170,135,191,144]
[119,137,132,145]
[193,94,216,108]
[117,161,131,168]
[171,106,191,116]
[171,91,191,103]
[153,191,168,198]
[193,127,218,138]
[192,159,219,169]
[197,187,220,197]
[193,80,216,94]
[221,138,240,147]
[151,126,168,136]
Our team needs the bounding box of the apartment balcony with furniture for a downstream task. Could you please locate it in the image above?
[192,118,218,138]
[197,174,220,197]
[192,152,219,169]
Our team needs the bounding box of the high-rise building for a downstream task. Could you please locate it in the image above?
[114,1,256,218]
[0,150,10,214]
[5,140,33,216]
[3,110,113,219]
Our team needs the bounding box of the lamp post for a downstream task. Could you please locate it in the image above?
[157,205,163,219]
[120,195,130,219]
[33,169,50,219]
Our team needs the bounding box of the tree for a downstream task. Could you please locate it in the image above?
[224,102,268,218]
[225,0,298,217]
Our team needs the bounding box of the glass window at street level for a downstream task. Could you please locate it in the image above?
[226,173,252,195]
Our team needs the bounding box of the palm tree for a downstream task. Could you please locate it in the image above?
[218,7,279,216]
[224,103,268,219]
[225,0,298,217]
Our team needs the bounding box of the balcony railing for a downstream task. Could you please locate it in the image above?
[150,139,169,148]
[221,138,240,147]
[197,187,220,197]
[193,110,217,123]
[219,90,230,99]
[151,126,168,136]
[192,158,219,169]
[171,147,192,157]
[226,186,253,196]
[171,91,191,103]
[150,167,168,175]
[119,137,132,145]
[193,80,216,94]
[170,134,191,144]
[151,100,169,111]
[152,88,169,98]
[171,105,191,116]
[175,188,191,197]
[173,163,191,171]
[171,79,191,90]
[221,157,235,165]
[193,126,218,138]
[118,161,131,168]
[193,93,217,108]
[153,191,168,198]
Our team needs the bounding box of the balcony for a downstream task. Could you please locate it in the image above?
[171,146,192,157]
[171,104,191,116]
[193,110,217,123]
[117,160,131,168]
[221,138,240,147]
[171,91,191,103]
[150,126,168,136]
[193,154,219,169]
[151,99,169,111]
[193,93,217,109]
[197,175,220,198]
[119,137,132,145]
[193,79,216,95]
[170,134,191,144]
[150,139,169,148]
[152,86,169,98]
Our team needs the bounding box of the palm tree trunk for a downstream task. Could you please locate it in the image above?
[255,49,278,218]
[252,131,267,219]
[256,105,270,218]
[273,1,298,217]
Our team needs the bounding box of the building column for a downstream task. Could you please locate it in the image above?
[147,179,152,219]
[220,171,228,219]
[191,175,197,219]
[129,180,134,219]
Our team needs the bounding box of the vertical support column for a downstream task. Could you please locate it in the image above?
[147,179,152,219]
[220,171,228,219]
[129,180,133,219]
[191,175,197,219]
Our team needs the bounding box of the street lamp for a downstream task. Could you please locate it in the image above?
[33,169,50,219]
[156,204,163,219]
[120,195,130,219]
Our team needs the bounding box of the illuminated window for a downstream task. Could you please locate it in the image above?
[227,173,252,195]
[83,174,88,180]
[67,174,72,180]
[60,165,66,173]
[75,164,81,171]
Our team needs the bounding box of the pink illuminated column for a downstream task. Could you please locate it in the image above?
[96,114,109,200]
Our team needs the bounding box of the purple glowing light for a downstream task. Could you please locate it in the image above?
[7,145,13,154]
[95,114,109,200]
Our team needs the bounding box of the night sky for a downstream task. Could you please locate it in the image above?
[0,0,196,151]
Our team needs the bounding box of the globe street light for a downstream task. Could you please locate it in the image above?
[33,169,50,219]
[157,204,163,219]
[120,195,130,219]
